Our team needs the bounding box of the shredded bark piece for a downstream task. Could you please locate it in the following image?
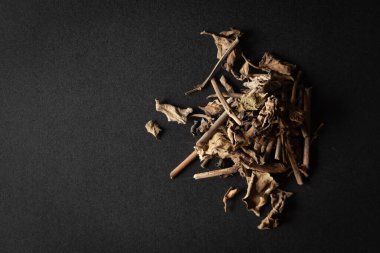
[155,99,193,124]
[145,120,162,138]
[223,187,240,212]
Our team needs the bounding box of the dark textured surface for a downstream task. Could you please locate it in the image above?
[0,1,379,252]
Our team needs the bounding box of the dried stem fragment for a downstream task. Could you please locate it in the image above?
[274,136,282,160]
[193,166,238,180]
[223,187,240,212]
[291,71,302,105]
[302,87,311,169]
[210,78,242,125]
[170,112,229,178]
[285,139,303,185]
[185,37,239,95]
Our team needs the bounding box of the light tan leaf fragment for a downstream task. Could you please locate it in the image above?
[200,28,241,72]
[238,93,267,112]
[145,120,162,138]
[259,52,295,76]
[195,131,233,161]
[155,99,193,124]
[223,187,240,212]
[258,189,293,230]
[219,75,234,93]
[199,100,223,116]
[242,171,278,216]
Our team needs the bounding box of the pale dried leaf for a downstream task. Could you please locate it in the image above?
[155,99,193,124]
[259,52,295,75]
[145,120,162,138]
[196,131,233,160]
[219,75,234,93]
[242,171,278,216]
[238,93,267,112]
[223,187,240,212]
[199,100,223,116]
[258,189,293,230]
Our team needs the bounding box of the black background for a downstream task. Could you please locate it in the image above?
[1,1,379,252]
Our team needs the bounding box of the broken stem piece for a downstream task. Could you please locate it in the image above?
[210,78,242,125]
[291,71,302,105]
[274,136,281,160]
[285,139,303,185]
[193,166,238,180]
[170,151,198,179]
[302,87,311,169]
[170,111,229,178]
[185,37,239,95]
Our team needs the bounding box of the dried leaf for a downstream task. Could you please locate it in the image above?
[196,131,233,160]
[201,28,241,71]
[238,93,267,112]
[197,118,210,134]
[145,120,162,138]
[242,171,278,216]
[258,189,293,230]
[199,100,223,116]
[259,52,295,76]
[223,187,240,212]
[155,99,193,124]
[190,120,200,136]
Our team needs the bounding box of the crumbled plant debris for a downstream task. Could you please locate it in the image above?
[147,28,321,230]
[145,120,162,139]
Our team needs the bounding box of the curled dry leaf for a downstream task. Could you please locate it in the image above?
[242,171,278,217]
[155,99,193,124]
[199,100,223,116]
[145,120,162,138]
[195,131,233,161]
[238,93,267,112]
[223,187,240,212]
[201,28,241,72]
[259,52,295,76]
[258,189,293,230]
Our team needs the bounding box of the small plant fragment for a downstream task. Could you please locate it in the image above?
[155,99,193,124]
[147,28,321,230]
[145,120,162,138]
[223,187,240,212]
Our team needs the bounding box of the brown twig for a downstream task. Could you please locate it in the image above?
[170,151,198,179]
[193,166,238,180]
[291,71,302,105]
[206,92,242,99]
[285,139,303,185]
[210,78,242,125]
[170,111,229,178]
[185,37,239,95]
[274,136,282,160]
[302,87,311,169]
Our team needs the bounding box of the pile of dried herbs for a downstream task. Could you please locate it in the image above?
[146,28,320,230]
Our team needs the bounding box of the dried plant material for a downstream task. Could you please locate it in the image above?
[211,78,242,125]
[150,28,321,230]
[155,99,193,124]
[223,187,240,212]
[219,75,234,93]
[190,120,200,136]
[194,166,238,180]
[238,93,267,112]
[259,52,295,75]
[145,120,162,138]
[185,37,240,95]
[199,100,223,116]
[200,28,241,72]
[258,190,293,230]
[243,171,278,216]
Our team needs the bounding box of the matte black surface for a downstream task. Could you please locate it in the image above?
[1,1,379,252]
